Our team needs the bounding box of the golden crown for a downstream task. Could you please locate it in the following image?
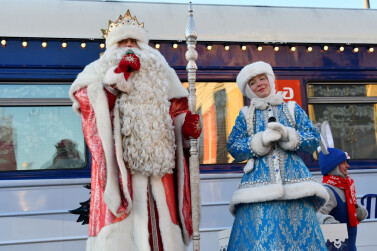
[101,10,145,39]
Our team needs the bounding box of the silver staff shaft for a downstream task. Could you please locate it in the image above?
[185,2,200,251]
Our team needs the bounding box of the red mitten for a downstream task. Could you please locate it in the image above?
[182,111,202,140]
[114,50,141,80]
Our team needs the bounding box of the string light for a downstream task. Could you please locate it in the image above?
[6,38,377,56]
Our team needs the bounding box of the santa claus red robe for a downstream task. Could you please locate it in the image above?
[70,61,193,251]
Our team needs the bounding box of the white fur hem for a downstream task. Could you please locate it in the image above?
[85,174,148,251]
[282,181,329,211]
[86,174,187,251]
[151,176,187,251]
[229,181,329,216]
[230,183,284,215]
[86,216,133,251]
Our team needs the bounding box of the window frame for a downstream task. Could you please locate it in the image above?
[0,82,91,180]
[306,81,377,169]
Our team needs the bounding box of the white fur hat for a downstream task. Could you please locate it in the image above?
[103,10,149,48]
[236,61,276,99]
[106,25,149,48]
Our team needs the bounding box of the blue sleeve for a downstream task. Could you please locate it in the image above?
[227,110,259,162]
[294,103,320,154]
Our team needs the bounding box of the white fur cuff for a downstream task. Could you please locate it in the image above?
[103,67,132,93]
[278,127,300,150]
[250,132,272,156]
[104,66,123,85]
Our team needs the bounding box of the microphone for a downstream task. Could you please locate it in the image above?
[268,116,278,148]
[268,116,276,123]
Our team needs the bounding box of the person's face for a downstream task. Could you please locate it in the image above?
[248,74,271,98]
[338,160,350,176]
[118,38,138,48]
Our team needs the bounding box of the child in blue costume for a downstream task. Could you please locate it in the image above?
[227,61,329,250]
[317,148,368,251]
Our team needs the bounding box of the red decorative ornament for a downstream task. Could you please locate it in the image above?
[114,51,141,80]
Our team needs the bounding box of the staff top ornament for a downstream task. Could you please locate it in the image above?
[101,10,149,48]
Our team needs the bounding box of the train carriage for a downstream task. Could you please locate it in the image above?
[1,1,377,250]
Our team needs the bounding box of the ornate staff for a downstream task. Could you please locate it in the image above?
[185,2,200,251]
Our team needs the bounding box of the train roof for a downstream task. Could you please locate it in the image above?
[2,0,377,45]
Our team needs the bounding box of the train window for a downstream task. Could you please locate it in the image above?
[183,82,245,164]
[0,83,86,171]
[307,82,377,160]
[0,84,70,99]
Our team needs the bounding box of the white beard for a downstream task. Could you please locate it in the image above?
[96,45,129,76]
[117,45,176,176]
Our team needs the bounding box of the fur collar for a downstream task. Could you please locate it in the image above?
[250,92,284,110]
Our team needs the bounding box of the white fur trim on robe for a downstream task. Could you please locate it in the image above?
[69,61,103,114]
[87,82,124,217]
[113,102,132,213]
[229,181,329,216]
[86,173,187,251]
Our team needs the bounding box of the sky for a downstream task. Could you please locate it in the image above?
[116,0,377,9]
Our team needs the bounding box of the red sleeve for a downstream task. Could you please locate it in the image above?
[169,97,189,120]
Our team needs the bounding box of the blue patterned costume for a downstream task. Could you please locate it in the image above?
[227,102,329,250]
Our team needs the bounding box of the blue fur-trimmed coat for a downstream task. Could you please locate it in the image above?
[227,101,329,215]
